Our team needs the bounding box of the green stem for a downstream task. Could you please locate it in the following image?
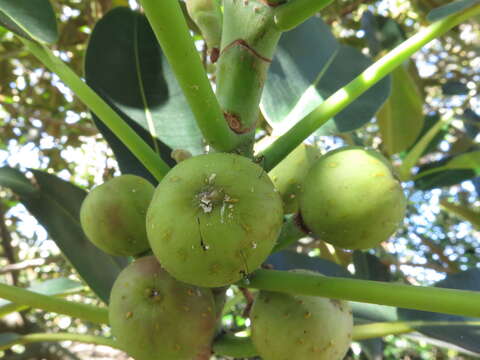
[138,0,238,152]
[21,39,169,182]
[238,269,480,318]
[353,320,480,341]
[0,282,109,324]
[213,320,480,357]
[0,332,124,351]
[274,0,335,31]
[398,116,453,181]
[260,3,480,171]
[215,0,282,155]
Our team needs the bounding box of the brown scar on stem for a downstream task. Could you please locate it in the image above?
[224,111,256,134]
[221,39,272,63]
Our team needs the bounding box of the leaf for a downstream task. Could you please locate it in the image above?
[353,251,391,282]
[266,250,352,278]
[361,11,405,56]
[262,17,391,136]
[0,166,36,196]
[0,0,58,43]
[427,0,480,22]
[440,199,480,229]
[85,7,203,183]
[414,151,480,185]
[377,64,424,155]
[0,167,127,303]
[462,108,480,139]
[260,17,339,134]
[442,80,469,95]
[0,278,84,317]
[0,333,20,348]
[398,269,480,355]
[359,338,384,360]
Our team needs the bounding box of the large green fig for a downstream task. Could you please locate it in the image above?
[268,144,321,214]
[80,175,154,256]
[299,146,406,249]
[251,286,353,360]
[109,256,216,360]
[146,153,283,287]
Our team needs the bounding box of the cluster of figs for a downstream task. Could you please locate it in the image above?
[80,145,407,360]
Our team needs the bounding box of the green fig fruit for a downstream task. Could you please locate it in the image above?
[251,279,353,360]
[80,174,154,256]
[269,144,321,214]
[146,153,283,287]
[109,256,216,360]
[299,146,406,249]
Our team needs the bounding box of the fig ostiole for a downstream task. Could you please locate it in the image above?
[109,256,216,360]
[146,153,284,287]
[80,174,154,257]
[299,146,407,250]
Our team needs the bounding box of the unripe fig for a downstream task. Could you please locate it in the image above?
[109,256,216,360]
[146,153,283,287]
[269,144,321,214]
[299,146,406,249]
[251,283,353,360]
[80,174,154,256]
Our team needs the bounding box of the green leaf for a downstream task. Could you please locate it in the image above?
[398,269,480,355]
[414,151,480,181]
[442,80,469,95]
[261,17,391,136]
[0,0,58,43]
[0,166,37,196]
[0,333,20,348]
[377,64,424,155]
[427,0,480,22]
[0,278,84,317]
[361,11,405,56]
[85,7,203,183]
[0,167,127,303]
[261,17,339,134]
[353,251,391,282]
[440,199,480,229]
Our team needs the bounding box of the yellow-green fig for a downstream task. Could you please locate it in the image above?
[251,275,353,360]
[146,153,283,287]
[80,174,154,256]
[109,256,216,360]
[269,144,321,214]
[299,146,406,249]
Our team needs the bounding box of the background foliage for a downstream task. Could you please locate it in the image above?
[0,0,479,359]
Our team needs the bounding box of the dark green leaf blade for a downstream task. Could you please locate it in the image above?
[0,167,127,303]
[427,0,480,22]
[315,45,391,135]
[0,0,58,43]
[398,269,480,355]
[85,7,203,183]
[261,17,339,131]
[261,18,391,136]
